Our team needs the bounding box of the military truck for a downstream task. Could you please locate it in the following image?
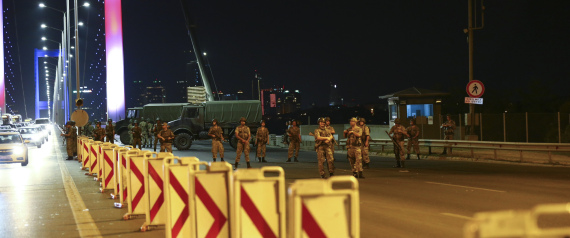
[115,103,190,144]
[168,100,262,150]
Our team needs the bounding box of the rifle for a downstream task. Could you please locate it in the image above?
[385,131,404,152]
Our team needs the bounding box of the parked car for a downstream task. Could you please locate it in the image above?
[0,132,29,166]
[32,125,49,142]
[19,127,43,148]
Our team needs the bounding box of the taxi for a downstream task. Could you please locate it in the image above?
[0,132,29,166]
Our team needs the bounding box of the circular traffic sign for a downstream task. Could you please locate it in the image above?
[466,80,485,98]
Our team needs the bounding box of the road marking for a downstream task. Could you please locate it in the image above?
[54,140,102,238]
[426,181,506,193]
[441,213,473,220]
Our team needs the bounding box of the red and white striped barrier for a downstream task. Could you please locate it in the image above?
[87,141,103,176]
[111,147,137,204]
[81,139,94,170]
[99,143,118,192]
[123,151,152,219]
[164,156,199,238]
[287,176,360,238]
[140,152,174,231]
[232,167,286,238]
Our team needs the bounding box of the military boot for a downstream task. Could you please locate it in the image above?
[329,173,334,177]
[358,171,365,179]
[406,154,410,160]
[261,157,267,162]
[353,172,358,178]
[400,160,406,168]
[392,160,401,168]
[247,162,252,168]
[213,158,216,162]
[221,158,225,162]
[286,158,292,162]
[257,157,261,162]
[321,175,326,179]
[294,157,299,162]
[441,149,447,155]
[417,154,421,160]
[66,156,73,160]
[234,162,239,170]
[363,162,370,169]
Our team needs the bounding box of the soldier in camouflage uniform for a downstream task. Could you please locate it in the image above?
[256,120,269,162]
[389,118,410,168]
[406,118,421,160]
[314,118,335,178]
[70,121,78,157]
[359,118,371,169]
[139,117,148,148]
[286,120,301,162]
[158,122,175,152]
[131,121,142,149]
[127,119,134,145]
[145,118,153,148]
[325,117,336,155]
[344,118,364,178]
[92,121,105,142]
[153,118,161,152]
[234,117,251,169]
[441,114,456,155]
[83,121,94,137]
[60,121,75,160]
[208,119,225,162]
[106,118,115,144]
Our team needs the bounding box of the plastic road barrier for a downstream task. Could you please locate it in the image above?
[140,152,174,231]
[111,147,137,205]
[189,161,233,238]
[464,203,570,238]
[77,136,88,162]
[287,176,360,238]
[99,143,119,192]
[81,139,94,170]
[163,156,199,238]
[232,166,286,238]
[95,142,112,181]
[87,141,103,176]
[123,151,152,219]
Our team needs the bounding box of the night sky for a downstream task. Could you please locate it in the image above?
[7,0,570,118]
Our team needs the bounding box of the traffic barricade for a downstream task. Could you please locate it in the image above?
[140,152,174,231]
[99,143,119,192]
[112,147,139,205]
[81,139,94,170]
[287,176,360,238]
[189,161,233,238]
[77,136,88,162]
[123,151,152,219]
[95,142,112,181]
[232,166,286,238]
[87,141,103,175]
[164,156,200,238]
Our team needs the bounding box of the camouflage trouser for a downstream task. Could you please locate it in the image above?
[362,146,370,163]
[66,139,74,157]
[317,145,335,175]
[106,134,114,144]
[347,147,363,172]
[160,143,172,153]
[141,133,148,147]
[394,141,405,161]
[235,141,250,163]
[444,134,454,153]
[407,139,420,155]
[212,140,224,159]
[288,140,300,158]
[132,138,141,149]
[72,138,77,155]
[256,143,266,157]
[153,135,159,150]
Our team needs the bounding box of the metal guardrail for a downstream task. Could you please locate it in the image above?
[337,138,570,164]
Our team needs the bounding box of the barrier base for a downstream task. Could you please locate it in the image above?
[140,223,164,232]
[123,213,144,220]
[110,193,119,199]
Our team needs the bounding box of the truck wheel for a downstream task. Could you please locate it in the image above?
[175,133,192,150]
[119,131,131,145]
[229,134,237,149]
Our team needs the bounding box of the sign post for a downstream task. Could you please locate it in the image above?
[466,80,485,104]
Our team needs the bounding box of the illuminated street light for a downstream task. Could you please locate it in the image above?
[78,22,84,26]
[42,47,48,50]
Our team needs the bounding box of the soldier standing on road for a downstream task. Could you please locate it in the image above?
[139,117,148,148]
[146,118,153,148]
[389,118,410,168]
[208,119,225,162]
[153,118,162,152]
[92,121,105,142]
[359,118,371,169]
[314,118,335,178]
[325,117,336,155]
[131,121,142,149]
[105,118,115,144]
[406,119,421,160]
[127,119,134,145]
[234,117,251,169]
[83,121,94,137]
[256,120,269,163]
[61,121,75,160]
[158,122,175,153]
[441,114,456,155]
[344,118,364,178]
[286,120,301,162]
[71,121,78,158]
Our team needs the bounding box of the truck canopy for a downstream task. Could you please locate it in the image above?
[204,100,261,124]
[142,103,189,122]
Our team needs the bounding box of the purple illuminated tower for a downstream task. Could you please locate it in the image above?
[105,0,126,121]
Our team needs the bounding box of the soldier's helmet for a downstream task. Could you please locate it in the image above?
[96,121,101,126]
[70,120,76,126]
[291,119,297,125]
[65,121,71,126]
[394,118,401,124]
[129,119,133,123]
[212,119,218,124]
[156,117,161,121]
[360,118,366,123]
[410,118,416,124]
[350,117,358,122]
[240,117,247,122]
[325,117,331,122]
[162,122,168,126]
[317,117,326,123]
[134,120,138,124]
[108,118,113,122]
[141,117,145,121]
[260,120,266,124]
[147,118,151,122]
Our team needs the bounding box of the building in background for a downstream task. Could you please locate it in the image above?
[260,86,302,115]
[329,82,341,106]
[145,79,166,104]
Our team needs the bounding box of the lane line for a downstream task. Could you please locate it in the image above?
[54,139,102,238]
[425,181,506,193]
[441,213,473,220]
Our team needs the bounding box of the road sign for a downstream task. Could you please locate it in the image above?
[467,80,485,98]
[465,97,483,105]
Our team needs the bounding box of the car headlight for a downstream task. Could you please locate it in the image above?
[13,146,25,155]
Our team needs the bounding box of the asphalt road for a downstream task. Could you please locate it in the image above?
[1,132,569,237]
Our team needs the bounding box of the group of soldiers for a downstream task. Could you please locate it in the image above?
[60,119,115,161]
[124,118,169,151]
